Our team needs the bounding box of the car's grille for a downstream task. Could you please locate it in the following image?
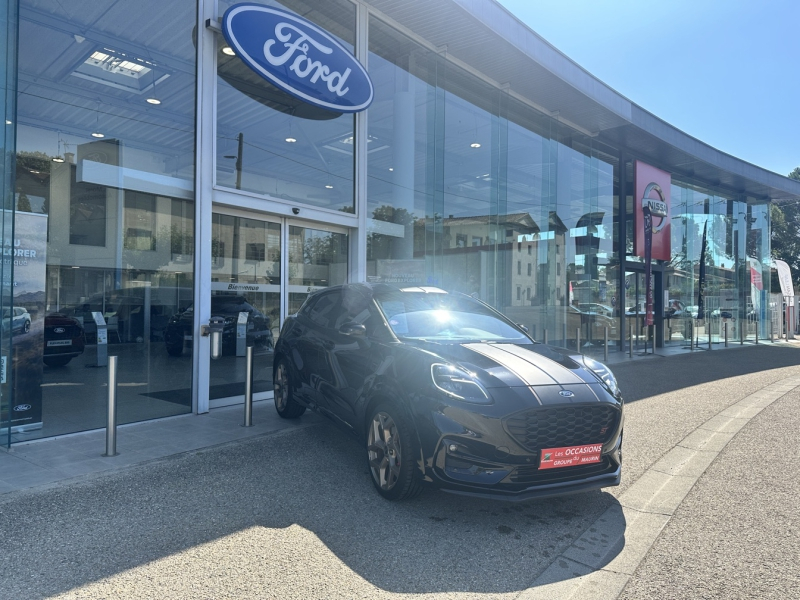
[47,325,80,340]
[504,404,619,453]
[507,457,616,485]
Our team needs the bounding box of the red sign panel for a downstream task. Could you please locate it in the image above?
[634,161,671,261]
[539,443,603,470]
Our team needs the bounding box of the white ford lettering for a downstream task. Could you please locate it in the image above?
[263,23,351,96]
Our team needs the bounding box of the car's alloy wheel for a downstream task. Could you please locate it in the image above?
[23,320,30,333]
[273,359,305,418]
[366,405,422,500]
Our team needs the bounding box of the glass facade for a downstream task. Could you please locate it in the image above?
[366,15,619,353]
[0,0,787,443]
[7,0,197,442]
[215,0,356,213]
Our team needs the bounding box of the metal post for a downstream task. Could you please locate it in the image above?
[243,346,254,427]
[740,319,744,345]
[544,329,548,345]
[604,327,609,363]
[709,325,712,350]
[690,320,694,352]
[629,328,633,358]
[651,325,656,354]
[576,328,581,355]
[103,356,118,457]
[755,323,759,344]
[724,322,728,347]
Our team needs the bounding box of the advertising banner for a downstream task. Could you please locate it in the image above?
[774,259,794,305]
[1,211,48,432]
[697,221,708,320]
[635,161,671,327]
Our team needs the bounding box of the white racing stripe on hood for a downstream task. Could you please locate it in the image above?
[462,343,585,386]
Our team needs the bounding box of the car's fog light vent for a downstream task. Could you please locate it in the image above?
[504,405,618,453]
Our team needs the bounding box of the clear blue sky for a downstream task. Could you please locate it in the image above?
[496,0,799,178]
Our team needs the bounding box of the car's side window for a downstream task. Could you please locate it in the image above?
[305,292,341,329]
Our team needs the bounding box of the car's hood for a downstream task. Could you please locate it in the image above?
[404,339,603,389]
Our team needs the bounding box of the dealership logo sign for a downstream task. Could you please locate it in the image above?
[222,3,374,113]
[641,183,668,233]
[13,404,31,412]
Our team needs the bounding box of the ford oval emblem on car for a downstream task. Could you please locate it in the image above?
[13,404,32,411]
[559,390,575,397]
[53,327,65,334]
[222,3,374,113]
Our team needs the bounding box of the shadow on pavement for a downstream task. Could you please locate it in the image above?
[0,422,625,598]
[613,345,800,403]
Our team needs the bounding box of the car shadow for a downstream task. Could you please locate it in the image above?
[612,344,800,403]
[1,422,625,598]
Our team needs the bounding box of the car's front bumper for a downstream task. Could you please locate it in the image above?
[412,387,624,501]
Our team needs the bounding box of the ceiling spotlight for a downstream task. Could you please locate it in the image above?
[222,46,236,56]
[388,167,394,172]
[91,132,105,138]
[325,185,333,189]
[146,97,161,105]
[285,137,297,143]
[5,120,11,125]
[52,157,65,163]
[470,143,481,148]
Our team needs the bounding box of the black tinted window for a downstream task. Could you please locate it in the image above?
[304,292,341,329]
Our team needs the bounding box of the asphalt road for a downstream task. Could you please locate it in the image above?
[1,345,798,599]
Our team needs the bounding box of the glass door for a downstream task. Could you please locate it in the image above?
[207,212,348,406]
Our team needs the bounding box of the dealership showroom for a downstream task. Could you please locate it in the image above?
[2,0,799,445]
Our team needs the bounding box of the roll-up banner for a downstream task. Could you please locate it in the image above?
[1,211,47,433]
[634,162,671,327]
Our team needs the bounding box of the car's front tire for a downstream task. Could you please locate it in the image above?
[273,358,306,418]
[366,404,422,501]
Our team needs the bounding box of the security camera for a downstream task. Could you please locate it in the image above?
[292,207,300,215]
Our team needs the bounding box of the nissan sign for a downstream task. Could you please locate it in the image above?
[222,3,374,113]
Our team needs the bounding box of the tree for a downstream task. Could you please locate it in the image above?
[770,168,800,285]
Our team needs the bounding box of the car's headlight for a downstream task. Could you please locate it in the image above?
[582,356,620,397]
[431,364,491,404]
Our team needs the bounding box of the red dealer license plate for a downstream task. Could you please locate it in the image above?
[539,443,603,470]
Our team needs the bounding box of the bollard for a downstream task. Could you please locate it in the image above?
[604,327,609,363]
[690,320,694,352]
[576,328,581,355]
[709,326,712,350]
[740,319,744,345]
[243,346,254,427]
[103,356,118,457]
[755,324,759,344]
[652,325,656,354]
[544,329,548,345]
[629,328,633,358]
[562,323,567,348]
[725,322,728,347]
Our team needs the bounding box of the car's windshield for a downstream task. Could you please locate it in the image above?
[374,291,528,342]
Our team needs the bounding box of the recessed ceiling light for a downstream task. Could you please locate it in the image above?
[470,143,481,148]
[146,97,161,105]
[52,157,65,163]
[285,137,297,143]
[5,120,11,125]
[325,185,333,189]
[388,167,394,171]
[30,170,40,174]
[91,132,105,138]
[222,47,236,56]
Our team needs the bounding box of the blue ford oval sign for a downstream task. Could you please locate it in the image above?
[222,3,373,113]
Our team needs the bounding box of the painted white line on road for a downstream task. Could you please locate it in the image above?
[516,374,800,600]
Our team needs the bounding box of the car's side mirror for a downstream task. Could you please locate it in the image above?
[339,322,366,337]
[516,323,529,333]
